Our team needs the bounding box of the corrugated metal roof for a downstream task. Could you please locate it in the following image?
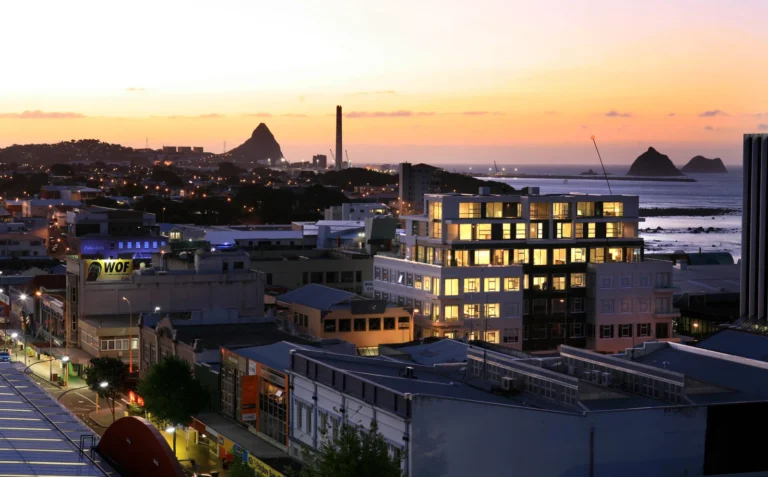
[277,284,357,310]
[698,329,768,362]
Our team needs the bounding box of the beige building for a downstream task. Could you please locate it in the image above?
[277,284,413,352]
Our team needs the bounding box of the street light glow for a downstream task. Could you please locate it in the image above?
[61,356,70,363]
[10,333,17,339]
[19,294,27,301]
[154,306,160,312]
[99,381,109,388]
[165,426,175,434]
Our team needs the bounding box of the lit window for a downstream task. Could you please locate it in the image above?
[530,203,549,219]
[464,304,480,319]
[529,222,543,239]
[590,248,605,263]
[515,223,526,239]
[533,275,548,291]
[570,273,586,288]
[571,248,586,263]
[575,223,584,239]
[444,279,459,296]
[603,202,624,217]
[484,277,500,292]
[556,222,572,239]
[504,277,520,291]
[553,249,567,265]
[152,241,158,249]
[577,202,595,217]
[127,242,132,249]
[459,224,473,240]
[429,201,442,220]
[533,249,548,266]
[513,249,529,264]
[431,222,442,239]
[474,250,491,265]
[423,276,431,292]
[606,223,623,238]
[476,224,492,240]
[432,277,440,295]
[587,223,596,238]
[459,202,481,218]
[492,250,508,265]
[502,223,512,240]
[484,303,500,318]
[486,202,503,218]
[464,278,480,293]
[552,203,570,219]
[608,247,623,262]
[552,275,566,291]
[444,305,459,321]
[119,242,124,250]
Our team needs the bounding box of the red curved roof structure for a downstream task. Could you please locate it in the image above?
[98,416,185,477]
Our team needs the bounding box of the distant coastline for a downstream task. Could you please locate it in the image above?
[639,207,739,217]
[475,173,695,183]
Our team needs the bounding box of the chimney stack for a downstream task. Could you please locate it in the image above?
[336,105,343,170]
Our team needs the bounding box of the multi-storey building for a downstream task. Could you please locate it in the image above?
[740,133,768,324]
[398,163,440,215]
[374,187,648,351]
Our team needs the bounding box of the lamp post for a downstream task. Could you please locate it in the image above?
[37,290,69,385]
[96,381,108,412]
[410,308,419,342]
[122,297,133,374]
[693,322,700,341]
[61,356,70,387]
[10,332,24,365]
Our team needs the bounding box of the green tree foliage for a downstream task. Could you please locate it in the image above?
[137,355,209,427]
[49,163,74,176]
[301,420,403,477]
[151,166,184,187]
[320,168,397,189]
[84,357,128,423]
[217,161,244,177]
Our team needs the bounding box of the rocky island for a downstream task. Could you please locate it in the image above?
[680,155,728,173]
[220,123,284,165]
[627,147,684,176]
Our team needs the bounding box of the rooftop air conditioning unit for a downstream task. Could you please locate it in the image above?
[502,376,514,391]
[567,365,575,376]
[582,371,592,381]
[591,370,601,382]
[601,372,612,386]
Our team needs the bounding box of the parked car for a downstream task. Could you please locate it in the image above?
[0,351,11,363]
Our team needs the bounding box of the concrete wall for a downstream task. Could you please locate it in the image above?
[410,396,707,477]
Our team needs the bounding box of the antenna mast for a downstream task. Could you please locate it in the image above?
[590,135,613,195]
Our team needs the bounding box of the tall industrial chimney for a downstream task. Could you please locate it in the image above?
[336,105,343,170]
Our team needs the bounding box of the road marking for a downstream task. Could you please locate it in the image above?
[75,392,97,406]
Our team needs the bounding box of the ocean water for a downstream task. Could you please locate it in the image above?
[452,164,744,261]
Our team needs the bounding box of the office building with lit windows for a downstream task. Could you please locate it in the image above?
[373,187,674,352]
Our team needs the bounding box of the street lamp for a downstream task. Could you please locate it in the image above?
[154,306,160,313]
[122,297,133,374]
[62,356,70,387]
[10,332,24,365]
[165,425,177,455]
[96,381,108,412]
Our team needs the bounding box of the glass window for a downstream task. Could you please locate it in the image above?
[603,202,624,217]
[474,250,491,265]
[513,249,529,264]
[600,300,615,314]
[556,222,572,239]
[444,305,459,321]
[572,298,585,313]
[492,249,508,265]
[628,247,642,263]
[571,248,586,263]
[504,277,520,291]
[444,279,459,296]
[354,319,367,331]
[459,224,473,240]
[484,303,500,318]
[577,202,595,217]
[606,223,623,238]
[553,249,567,265]
[590,248,605,263]
[484,277,500,292]
[608,247,623,262]
[515,223,526,239]
[552,275,566,291]
[533,275,548,291]
[127,242,132,249]
[638,323,651,337]
[587,223,596,238]
[464,304,480,319]
[339,319,352,332]
[464,278,480,293]
[571,273,586,288]
[619,324,633,337]
[433,277,441,295]
[431,222,442,239]
[600,325,614,339]
[523,274,529,290]
[621,298,632,313]
[575,223,584,239]
[502,223,512,240]
[532,300,547,315]
[486,202,503,218]
[384,317,395,330]
[530,203,549,219]
[529,222,544,239]
[324,320,337,332]
[459,202,481,218]
[429,201,443,220]
[476,224,492,240]
[423,276,432,292]
[551,299,566,315]
[533,249,548,266]
[414,274,423,290]
[552,203,570,219]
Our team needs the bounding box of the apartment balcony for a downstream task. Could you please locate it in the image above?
[653,285,680,294]
[654,309,681,319]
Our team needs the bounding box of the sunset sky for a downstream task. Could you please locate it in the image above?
[1,0,767,165]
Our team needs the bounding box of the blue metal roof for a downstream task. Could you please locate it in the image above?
[277,284,357,310]
[233,341,310,373]
[698,329,768,362]
[394,339,469,365]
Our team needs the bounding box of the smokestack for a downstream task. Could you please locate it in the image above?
[336,105,343,170]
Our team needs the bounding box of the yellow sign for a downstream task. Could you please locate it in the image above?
[247,454,284,477]
[84,259,133,282]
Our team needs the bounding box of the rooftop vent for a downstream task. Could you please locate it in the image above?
[478,187,490,196]
[403,366,416,379]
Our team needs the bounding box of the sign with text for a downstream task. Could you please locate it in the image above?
[84,259,133,282]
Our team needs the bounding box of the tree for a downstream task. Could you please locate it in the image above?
[228,459,257,477]
[301,420,403,477]
[137,355,209,427]
[50,163,74,176]
[84,357,128,423]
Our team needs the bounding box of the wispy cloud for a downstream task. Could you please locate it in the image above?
[667,113,676,117]
[197,113,223,119]
[750,112,768,117]
[124,87,146,92]
[0,110,86,119]
[159,113,224,119]
[699,109,727,117]
[345,110,434,118]
[353,90,397,95]
[758,124,768,131]
[704,125,715,131]
[580,125,589,129]
[605,110,632,118]
[245,112,272,117]
[461,111,504,116]
[544,110,557,115]
[281,113,308,118]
